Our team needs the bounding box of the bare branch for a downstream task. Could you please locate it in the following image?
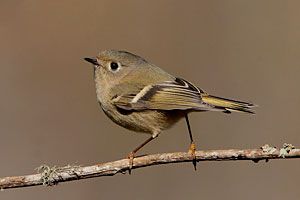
[1,144,299,190]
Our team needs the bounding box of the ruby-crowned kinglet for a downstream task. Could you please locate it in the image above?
[84,50,255,171]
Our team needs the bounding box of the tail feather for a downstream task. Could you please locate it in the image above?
[202,95,256,114]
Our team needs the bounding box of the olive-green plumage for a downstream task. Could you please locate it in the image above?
[85,50,255,137]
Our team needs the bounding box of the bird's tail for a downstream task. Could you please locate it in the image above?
[202,95,256,114]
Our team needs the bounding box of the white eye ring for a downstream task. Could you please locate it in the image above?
[109,62,120,72]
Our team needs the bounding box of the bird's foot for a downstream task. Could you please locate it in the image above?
[188,142,197,170]
[127,152,135,174]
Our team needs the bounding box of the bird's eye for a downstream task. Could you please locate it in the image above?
[110,62,119,71]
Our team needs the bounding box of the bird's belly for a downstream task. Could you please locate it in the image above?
[102,107,185,134]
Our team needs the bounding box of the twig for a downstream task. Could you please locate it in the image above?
[0,144,299,190]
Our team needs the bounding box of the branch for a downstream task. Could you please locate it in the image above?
[0,143,299,190]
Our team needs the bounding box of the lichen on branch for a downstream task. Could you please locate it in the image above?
[0,143,299,190]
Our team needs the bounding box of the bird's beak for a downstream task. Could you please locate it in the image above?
[84,57,99,66]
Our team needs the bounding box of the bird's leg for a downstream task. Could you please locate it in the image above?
[185,114,197,170]
[127,133,158,174]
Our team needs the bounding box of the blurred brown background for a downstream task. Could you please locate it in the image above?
[1,0,299,199]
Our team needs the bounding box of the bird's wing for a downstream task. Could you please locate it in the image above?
[113,77,214,111]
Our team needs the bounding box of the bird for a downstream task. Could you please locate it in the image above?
[84,50,255,172]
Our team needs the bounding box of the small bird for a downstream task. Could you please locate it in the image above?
[84,50,255,172]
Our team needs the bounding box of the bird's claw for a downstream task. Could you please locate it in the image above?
[127,152,135,174]
[188,142,197,170]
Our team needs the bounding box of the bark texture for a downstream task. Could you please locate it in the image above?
[0,144,298,190]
